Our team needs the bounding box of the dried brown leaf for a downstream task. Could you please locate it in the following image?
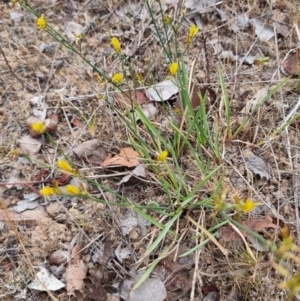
[220,216,278,242]
[74,140,108,165]
[49,250,68,266]
[281,49,300,76]
[18,135,42,155]
[116,89,146,109]
[101,147,139,168]
[66,245,87,296]
[155,245,194,301]
[71,116,81,127]
[203,285,220,301]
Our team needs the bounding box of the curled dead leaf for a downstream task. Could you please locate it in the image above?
[101,147,139,168]
[146,80,179,102]
[281,49,300,76]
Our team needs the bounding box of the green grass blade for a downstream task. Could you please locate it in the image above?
[145,210,182,256]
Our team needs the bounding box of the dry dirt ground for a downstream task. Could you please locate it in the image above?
[1,0,300,300]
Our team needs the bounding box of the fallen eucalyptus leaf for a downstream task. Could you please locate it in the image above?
[249,18,274,42]
[28,267,65,291]
[14,200,39,213]
[243,149,271,180]
[146,80,179,102]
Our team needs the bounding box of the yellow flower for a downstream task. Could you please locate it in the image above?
[163,15,172,25]
[136,71,143,84]
[169,62,178,76]
[157,150,168,162]
[74,32,83,46]
[37,14,47,30]
[112,73,123,84]
[65,185,81,195]
[189,24,199,38]
[241,199,256,212]
[40,186,56,196]
[57,159,73,173]
[31,122,46,134]
[187,24,199,45]
[111,37,121,53]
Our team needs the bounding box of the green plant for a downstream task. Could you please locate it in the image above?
[10,0,300,298]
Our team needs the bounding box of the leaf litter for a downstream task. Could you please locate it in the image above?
[120,209,150,237]
[73,139,108,165]
[28,266,65,291]
[116,273,166,301]
[220,216,278,242]
[14,192,40,213]
[101,147,140,168]
[145,80,179,102]
[243,148,271,180]
[65,245,87,296]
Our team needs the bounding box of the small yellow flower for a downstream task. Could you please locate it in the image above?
[163,15,172,25]
[37,14,47,30]
[189,24,199,38]
[169,62,178,76]
[112,73,123,84]
[31,122,46,134]
[74,32,83,46]
[157,150,168,162]
[111,37,122,53]
[65,185,81,195]
[40,186,56,196]
[136,71,143,84]
[187,24,199,45]
[242,199,256,212]
[57,159,73,173]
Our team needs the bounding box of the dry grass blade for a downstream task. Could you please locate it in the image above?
[187,215,228,257]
